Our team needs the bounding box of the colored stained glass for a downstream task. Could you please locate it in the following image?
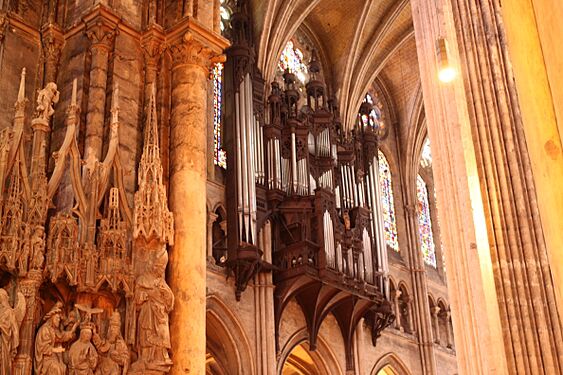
[420,137,432,168]
[278,40,308,83]
[213,63,227,169]
[359,94,383,129]
[417,175,436,267]
[378,150,399,251]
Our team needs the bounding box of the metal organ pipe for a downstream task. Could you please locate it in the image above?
[235,91,244,240]
[246,76,257,243]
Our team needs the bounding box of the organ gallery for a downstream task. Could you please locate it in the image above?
[0,0,561,374]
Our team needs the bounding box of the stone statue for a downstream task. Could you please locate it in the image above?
[130,249,174,373]
[68,324,98,375]
[93,312,129,375]
[35,302,79,375]
[35,82,60,122]
[0,288,26,375]
[30,226,46,270]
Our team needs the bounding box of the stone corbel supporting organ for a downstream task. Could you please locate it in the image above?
[0,68,174,375]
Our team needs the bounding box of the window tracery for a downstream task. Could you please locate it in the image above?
[278,40,309,84]
[219,0,231,32]
[417,174,436,267]
[359,93,383,129]
[378,150,399,251]
[420,137,432,168]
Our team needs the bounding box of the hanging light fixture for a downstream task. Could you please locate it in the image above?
[436,38,456,83]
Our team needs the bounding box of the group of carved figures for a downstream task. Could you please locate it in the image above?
[0,72,175,375]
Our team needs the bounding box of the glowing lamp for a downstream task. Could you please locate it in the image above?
[437,38,456,83]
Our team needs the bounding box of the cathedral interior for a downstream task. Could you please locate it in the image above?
[0,0,561,375]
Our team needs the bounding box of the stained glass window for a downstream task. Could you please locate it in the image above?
[417,175,436,267]
[213,63,227,169]
[219,0,231,32]
[378,150,399,251]
[359,93,383,129]
[278,40,308,84]
[420,137,432,168]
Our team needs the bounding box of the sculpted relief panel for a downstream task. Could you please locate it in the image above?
[0,71,174,375]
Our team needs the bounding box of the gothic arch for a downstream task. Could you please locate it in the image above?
[278,328,344,375]
[371,353,412,375]
[206,294,255,375]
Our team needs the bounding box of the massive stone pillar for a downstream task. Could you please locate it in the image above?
[167,21,228,375]
[412,0,563,373]
[403,204,436,374]
[83,6,118,161]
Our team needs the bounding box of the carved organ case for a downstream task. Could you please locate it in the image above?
[0,70,174,375]
[222,1,395,372]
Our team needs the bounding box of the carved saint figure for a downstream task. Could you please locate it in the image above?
[30,226,46,270]
[0,288,26,375]
[93,312,129,375]
[130,249,174,373]
[68,325,98,375]
[35,82,60,122]
[35,302,79,375]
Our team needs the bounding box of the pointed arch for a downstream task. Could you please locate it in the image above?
[206,295,256,375]
[371,352,412,375]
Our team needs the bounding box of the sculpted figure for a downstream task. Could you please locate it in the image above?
[130,249,174,373]
[35,302,79,375]
[93,312,129,375]
[35,82,60,121]
[0,288,26,375]
[68,325,98,375]
[30,226,46,270]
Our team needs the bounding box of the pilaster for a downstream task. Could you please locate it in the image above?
[40,23,64,84]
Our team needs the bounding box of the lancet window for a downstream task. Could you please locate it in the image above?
[219,0,231,32]
[359,93,383,129]
[213,62,226,168]
[378,150,399,251]
[417,174,436,267]
[278,40,309,84]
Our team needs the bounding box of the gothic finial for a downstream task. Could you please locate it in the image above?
[18,68,26,102]
[145,83,159,149]
[14,68,28,115]
[309,49,321,75]
[71,78,77,107]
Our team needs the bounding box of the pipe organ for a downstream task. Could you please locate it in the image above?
[222,2,394,370]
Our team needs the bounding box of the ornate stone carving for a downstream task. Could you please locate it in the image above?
[0,288,26,375]
[0,16,8,44]
[130,85,174,375]
[93,312,129,375]
[35,82,60,122]
[169,32,216,69]
[68,324,98,375]
[34,303,79,375]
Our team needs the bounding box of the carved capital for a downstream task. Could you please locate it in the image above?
[0,15,8,44]
[166,18,229,70]
[169,31,217,69]
[41,24,64,61]
[83,6,120,52]
[141,25,166,68]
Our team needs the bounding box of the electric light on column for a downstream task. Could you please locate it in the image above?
[437,38,456,83]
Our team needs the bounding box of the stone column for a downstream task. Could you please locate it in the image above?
[403,204,436,373]
[431,306,441,345]
[391,289,402,330]
[141,24,165,111]
[444,310,453,349]
[83,7,118,161]
[166,21,228,375]
[412,0,563,373]
[207,211,218,259]
[40,23,64,84]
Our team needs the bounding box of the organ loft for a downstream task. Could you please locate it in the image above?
[0,1,561,375]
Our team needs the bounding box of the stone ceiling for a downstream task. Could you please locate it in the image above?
[251,0,418,131]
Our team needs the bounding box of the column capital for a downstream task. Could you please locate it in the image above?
[0,15,8,43]
[141,24,166,67]
[431,306,441,317]
[41,23,64,63]
[83,5,120,51]
[166,18,229,70]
